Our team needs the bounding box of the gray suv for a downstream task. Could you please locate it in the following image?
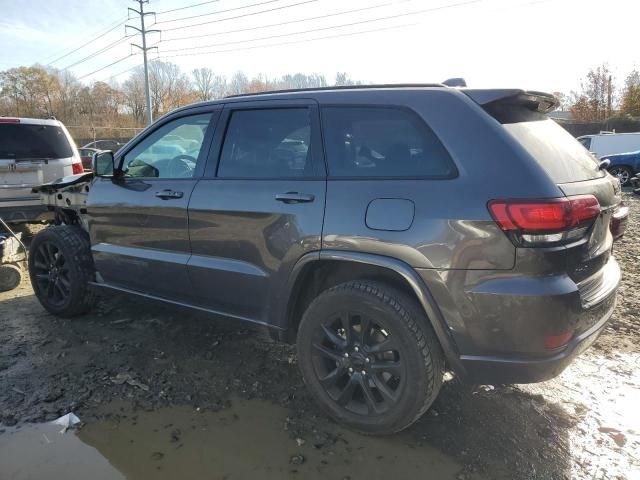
[29,85,627,434]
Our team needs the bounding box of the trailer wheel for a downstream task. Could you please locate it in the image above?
[0,263,22,292]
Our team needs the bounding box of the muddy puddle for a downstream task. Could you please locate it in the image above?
[1,397,476,480]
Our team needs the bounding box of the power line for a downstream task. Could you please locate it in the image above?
[45,17,128,65]
[162,1,396,43]
[160,21,419,59]
[160,0,481,54]
[155,0,280,24]
[156,0,220,15]
[161,0,319,32]
[77,54,134,80]
[98,63,140,82]
[96,47,160,82]
[59,36,131,71]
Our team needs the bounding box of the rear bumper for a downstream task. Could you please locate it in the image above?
[459,292,616,383]
[418,256,620,384]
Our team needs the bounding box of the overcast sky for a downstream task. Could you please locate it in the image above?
[1,0,638,93]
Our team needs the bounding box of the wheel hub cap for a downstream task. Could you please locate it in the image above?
[310,313,405,415]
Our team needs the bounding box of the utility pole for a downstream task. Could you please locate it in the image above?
[606,75,613,120]
[127,0,159,125]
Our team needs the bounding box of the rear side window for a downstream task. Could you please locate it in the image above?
[218,108,313,178]
[321,107,456,178]
[503,120,603,183]
[578,137,592,150]
[0,124,73,160]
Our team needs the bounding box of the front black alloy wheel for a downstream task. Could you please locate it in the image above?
[297,281,444,434]
[31,241,71,308]
[28,226,96,317]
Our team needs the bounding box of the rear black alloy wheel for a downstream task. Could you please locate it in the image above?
[28,226,96,317]
[297,281,443,434]
[311,311,406,416]
[31,241,71,308]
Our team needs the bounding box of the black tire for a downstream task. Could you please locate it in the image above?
[608,166,633,186]
[28,225,96,317]
[296,281,444,434]
[0,264,22,292]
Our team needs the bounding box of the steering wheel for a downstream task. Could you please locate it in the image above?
[167,154,196,178]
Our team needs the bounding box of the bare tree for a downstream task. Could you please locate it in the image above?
[122,68,147,124]
[335,72,357,86]
[192,67,215,101]
[227,71,249,96]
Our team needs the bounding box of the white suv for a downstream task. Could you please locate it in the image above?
[0,117,83,222]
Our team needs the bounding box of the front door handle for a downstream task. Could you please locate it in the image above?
[155,189,184,200]
[275,192,315,204]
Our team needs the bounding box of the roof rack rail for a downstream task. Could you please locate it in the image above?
[224,83,445,99]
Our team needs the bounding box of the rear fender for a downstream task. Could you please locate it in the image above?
[277,250,465,375]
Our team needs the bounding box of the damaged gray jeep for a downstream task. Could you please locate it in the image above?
[28,85,626,434]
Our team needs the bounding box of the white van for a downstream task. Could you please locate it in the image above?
[577,132,640,158]
[0,117,83,222]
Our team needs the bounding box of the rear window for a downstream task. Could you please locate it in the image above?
[0,124,73,160]
[503,119,603,183]
[321,107,456,178]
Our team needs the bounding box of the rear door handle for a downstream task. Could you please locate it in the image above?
[155,189,184,200]
[275,192,315,204]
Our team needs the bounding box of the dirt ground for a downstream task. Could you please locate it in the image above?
[1,194,639,480]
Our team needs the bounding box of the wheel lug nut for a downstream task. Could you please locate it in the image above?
[348,367,353,373]
[344,353,349,358]
[365,358,370,363]
[354,346,359,352]
[361,370,366,375]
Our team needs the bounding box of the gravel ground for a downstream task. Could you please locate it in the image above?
[0,193,638,479]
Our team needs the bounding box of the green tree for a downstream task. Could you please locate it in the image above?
[621,70,640,117]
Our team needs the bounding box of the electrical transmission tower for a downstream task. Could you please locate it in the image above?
[127,0,160,125]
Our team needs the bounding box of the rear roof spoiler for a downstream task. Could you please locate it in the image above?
[463,89,559,114]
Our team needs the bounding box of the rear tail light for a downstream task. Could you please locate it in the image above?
[488,195,600,246]
[0,118,20,123]
[71,161,84,175]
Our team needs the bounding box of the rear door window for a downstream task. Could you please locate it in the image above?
[503,120,603,183]
[0,124,73,159]
[321,107,456,178]
[217,108,314,178]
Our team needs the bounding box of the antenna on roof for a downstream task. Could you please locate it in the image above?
[442,78,467,87]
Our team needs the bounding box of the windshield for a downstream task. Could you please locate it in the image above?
[503,119,603,183]
[0,123,73,159]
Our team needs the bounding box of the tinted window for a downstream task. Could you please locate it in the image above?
[123,114,211,178]
[0,124,73,160]
[321,107,455,178]
[578,137,592,150]
[504,120,603,183]
[218,109,312,178]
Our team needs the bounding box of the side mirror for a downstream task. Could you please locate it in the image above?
[92,151,115,177]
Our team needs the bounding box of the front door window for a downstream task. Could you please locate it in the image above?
[122,113,212,178]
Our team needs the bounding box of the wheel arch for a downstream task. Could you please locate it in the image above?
[273,250,465,375]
